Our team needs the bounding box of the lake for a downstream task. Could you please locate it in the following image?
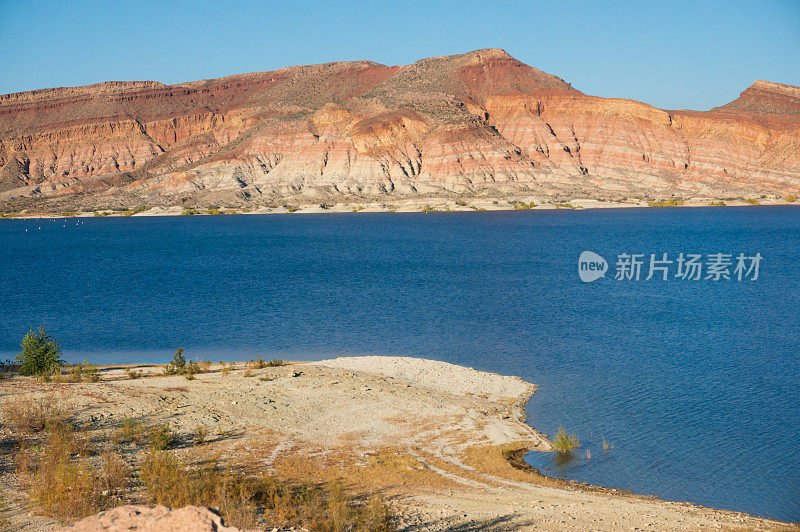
[1,207,798,522]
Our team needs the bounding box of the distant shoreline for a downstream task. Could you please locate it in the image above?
[2,197,797,220]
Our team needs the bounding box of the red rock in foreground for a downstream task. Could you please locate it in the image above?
[1,49,798,211]
[57,505,267,532]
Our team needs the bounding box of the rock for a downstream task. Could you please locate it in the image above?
[57,505,261,531]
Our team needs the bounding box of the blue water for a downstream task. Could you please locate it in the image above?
[1,208,798,522]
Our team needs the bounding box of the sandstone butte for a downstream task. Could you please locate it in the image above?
[1,48,799,213]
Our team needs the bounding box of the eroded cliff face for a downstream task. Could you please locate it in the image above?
[1,49,798,211]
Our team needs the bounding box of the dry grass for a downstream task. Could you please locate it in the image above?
[19,425,129,522]
[2,394,73,433]
[141,450,393,530]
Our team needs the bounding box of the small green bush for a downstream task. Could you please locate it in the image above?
[70,360,100,382]
[165,348,186,375]
[113,418,147,446]
[16,326,64,380]
[551,426,580,454]
[149,424,175,450]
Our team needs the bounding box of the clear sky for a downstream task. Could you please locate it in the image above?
[1,0,798,110]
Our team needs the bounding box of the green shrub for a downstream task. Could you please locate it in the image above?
[70,360,100,382]
[194,426,208,445]
[181,208,199,215]
[16,326,64,380]
[149,424,175,450]
[113,418,147,445]
[551,426,580,454]
[744,198,760,205]
[708,201,726,207]
[165,348,186,375]
[648,199,683,207]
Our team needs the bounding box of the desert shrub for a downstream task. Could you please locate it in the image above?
[551,426,580,454]
[165,348,186,375]
[220,362,232,377]
[69,359,100,382]
[708,201,727,207]
[199,359,212,372]
[16,326,64,379]
[248,356,266,369]
[207,208,221,215]
[194,426,208,445]
[22,424,106,521]
[420,205,436,212]
[786,194,796,202]
[648,199,683,207]
[266,358,286,367]
[185,360,201,376]
[113,418,147,445]
[3,395,72,434]
[181,207,199,215]
[149,424,175,450]
[744,198,760,205]
[125,368,142,379]
[99,451,131,494]
[455,200,468,206]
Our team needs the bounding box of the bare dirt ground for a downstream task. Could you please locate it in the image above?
[0,356,795,531]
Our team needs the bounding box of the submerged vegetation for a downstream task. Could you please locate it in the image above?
[551,426,581,454]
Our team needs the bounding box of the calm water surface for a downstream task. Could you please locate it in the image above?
[1,208,798,521]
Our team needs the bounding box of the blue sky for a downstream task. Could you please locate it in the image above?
[0,0,798,110]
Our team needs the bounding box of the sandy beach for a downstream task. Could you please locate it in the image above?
[0,356,795,531]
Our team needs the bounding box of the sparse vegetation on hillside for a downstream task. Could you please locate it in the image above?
[648,199,683,207]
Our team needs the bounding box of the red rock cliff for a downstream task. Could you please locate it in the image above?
[1,49,798,209]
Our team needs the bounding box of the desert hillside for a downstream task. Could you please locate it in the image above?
[1,49,799,212]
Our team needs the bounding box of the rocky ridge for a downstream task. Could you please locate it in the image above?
[1,49,798,212]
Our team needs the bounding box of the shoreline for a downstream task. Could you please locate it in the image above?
[1,356,794,530]
[1,196,798,219]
